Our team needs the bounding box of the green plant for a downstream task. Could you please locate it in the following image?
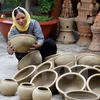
[31,15,53,22]
[38,0,56,14]
[5,0,24,7]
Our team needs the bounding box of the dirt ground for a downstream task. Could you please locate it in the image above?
[0,32,97,100]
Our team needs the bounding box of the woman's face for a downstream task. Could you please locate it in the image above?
[15,12,27,27]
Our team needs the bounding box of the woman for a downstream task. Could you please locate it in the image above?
[7,6,57,61]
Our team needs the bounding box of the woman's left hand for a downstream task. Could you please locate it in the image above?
[28,41,41,52]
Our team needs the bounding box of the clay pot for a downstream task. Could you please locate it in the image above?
[70,65,89,73]
[12,65,37,84]
[17,82,35,100]
[56,72,86,97]
[9,34,36,53]
[87,73,100,96]
[32,86,52,100]
[94,65,100,71]
[64,90,100,100]
[58,17,75,31]
[37,61,54,73]
[0,78,18,96]
[88,26,100,51]
[77,54,100,66]
[54,53,75,67]
[18,50,42,70]
[30,70,58,92]
[53,65,71,77]
[79,67,100,80]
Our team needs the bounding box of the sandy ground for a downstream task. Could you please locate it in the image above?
[0,32,88,100]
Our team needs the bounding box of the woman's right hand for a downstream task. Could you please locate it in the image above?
[7,41,15,55]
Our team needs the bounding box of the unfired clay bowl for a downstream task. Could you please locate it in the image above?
[56,72,86,97]
[37,61,54,73]
[87,73,100,96]
[77,54,100,66]
[9,34,36,53]
[12,65,37,84]
[17,50,42,70]
[53,65,71,77]
[64,90,100,100]
[54,53,75,66]
[30,70,58,91]
[70,65,89,73]
[79,67,100,80]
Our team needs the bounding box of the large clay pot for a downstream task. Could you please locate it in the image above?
[17,50,42,70]
[12,65,37,84]
[17,82,35,100]
[56,72,86,97]
[32,86,52,100]
[0,78,18,96]
[87,73,100,96]
[64,90,100,100]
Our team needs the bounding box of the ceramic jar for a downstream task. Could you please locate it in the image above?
[0,78,18,96]
[17,82,35,100]
[32,86,52,100]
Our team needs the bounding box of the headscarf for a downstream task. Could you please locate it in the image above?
[8,6,30,36]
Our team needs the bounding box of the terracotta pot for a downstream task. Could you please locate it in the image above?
[9,34,36,53]
[0,78,18,96]
[53,65,71,77]
[12,65,37,84]
[39,19,58,39]
[0,18,13,40]
[0,18,58,40]
[30,70,58,92]
[56,72,86,97]
[87,74,100,96]
[79,67,100,80]
[32,86,52,100]
[18,50,42,70]
[64,90,100,100]
[70,65,89,73]
[88,26,100,51]
[17,82,35,100]
[37,61,54,73]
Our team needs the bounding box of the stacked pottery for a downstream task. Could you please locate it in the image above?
[88,12,100,51]
[57,0,76,44]
[0,78,18,96]
[75,0,99,47]
[32,86,52,100]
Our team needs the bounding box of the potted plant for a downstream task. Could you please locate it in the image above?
[0,0,58,40]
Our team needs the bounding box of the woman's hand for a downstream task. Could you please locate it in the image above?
[28,41,41,52]
[7,41,15,55]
